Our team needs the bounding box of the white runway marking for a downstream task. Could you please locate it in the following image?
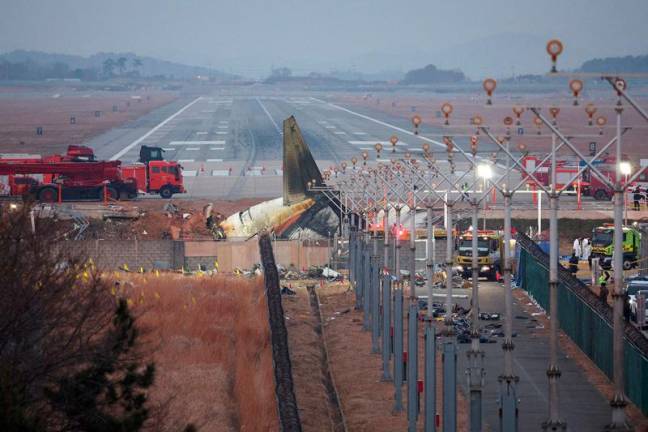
[212,169,231,176]
[196,131,208,135]
[207,158,223,162]
[209,147,225,151]
[219,120,229,124]
[325,125,336,129]
[217,125,228,129]
[334,131,347,135]
[353,132,367,135]
[110,96,203,160]
[168,140,226,146]
[162,148,175,151]
[348,140,408,146]
[178,159,195,163]
[186,147,200,151]
[216,131,227,135]
[183,170,197,176]
[256,97,283,136]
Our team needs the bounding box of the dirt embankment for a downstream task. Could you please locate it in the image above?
[115,274,279,431]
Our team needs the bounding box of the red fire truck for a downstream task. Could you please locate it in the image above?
[0,145,185,201]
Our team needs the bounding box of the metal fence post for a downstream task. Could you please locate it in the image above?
[393,283,404,412]
[372,256,381,353]
[425,324,436,432]
[363,247,371,329]
[443,341,457,432]
[408,302,419,431]
[382,275,392,381]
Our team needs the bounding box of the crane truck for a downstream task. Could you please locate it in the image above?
[0,145,185,202]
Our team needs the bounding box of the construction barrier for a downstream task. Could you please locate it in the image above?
[516,232,648,416]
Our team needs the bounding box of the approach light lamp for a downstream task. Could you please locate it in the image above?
[596,116,607,135]
[389,135,399,153]
[441,102,453,125]
[341,161,347,172]
[362,151,369,165]
[569,79,583,105]
[374,142,383,159]
[422,142,430,156]
[351,157,358,169]
[533,116,543,135]
[517,142,527,153]
[585,103,597,126]
[512,106,525,125]
[470,135,479,155]
[546,39,564,73]
[483,78,497,105]
[477,163,493,180]
[620,161,632,176]
[614,77,627,96]
[549,107,560,125]
[412,114,422,135]
[443,136,454,153]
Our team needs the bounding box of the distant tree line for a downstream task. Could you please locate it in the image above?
[400,64,465,84]
[580,54,648,73]
[0,56,144,81]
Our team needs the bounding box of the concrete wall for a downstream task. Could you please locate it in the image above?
[57,239,330,273]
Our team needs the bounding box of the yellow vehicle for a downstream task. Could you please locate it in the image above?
[455,230,502,281]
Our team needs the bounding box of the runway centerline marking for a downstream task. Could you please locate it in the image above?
[256,97,283,136]
[110,96,203,160]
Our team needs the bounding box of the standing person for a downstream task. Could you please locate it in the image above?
[598,269,611,303]
[573,237,582,258]
[581,237,590,261]
[461,182,470,202]
[569,253,579,276]
[633,185,642,211]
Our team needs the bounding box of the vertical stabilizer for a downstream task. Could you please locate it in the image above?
[283,116,323,205]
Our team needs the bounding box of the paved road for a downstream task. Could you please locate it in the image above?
[451,280,613,431]
[81,89,619,212]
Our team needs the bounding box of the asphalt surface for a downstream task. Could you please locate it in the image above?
[82,90,619,213]
[449,279,612,431]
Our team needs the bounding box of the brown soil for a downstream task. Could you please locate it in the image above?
[281,279,470,431]
[114,274,279,432]
[62,198,265,240]
[0,89,177,155]
[283,285,341,431]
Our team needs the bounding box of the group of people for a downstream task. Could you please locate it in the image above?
[632,185,648,211]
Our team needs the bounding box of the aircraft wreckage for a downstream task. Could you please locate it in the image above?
[219,116,340,239]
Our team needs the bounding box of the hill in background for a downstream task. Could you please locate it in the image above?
[0,50,237,81]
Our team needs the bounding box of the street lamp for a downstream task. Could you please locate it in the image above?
[620,161,632,225]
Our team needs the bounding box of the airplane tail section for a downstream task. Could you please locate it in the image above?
[283,116,323,205]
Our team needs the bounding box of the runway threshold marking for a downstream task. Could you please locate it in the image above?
[256,97,283,136]
[110,96,203,160]
[168,140,226,146]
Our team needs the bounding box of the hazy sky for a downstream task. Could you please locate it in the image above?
[1,0,647,78]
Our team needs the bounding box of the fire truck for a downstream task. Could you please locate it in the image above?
[521,156,648,201]
[455,229,502,281]
[0,145,185,202]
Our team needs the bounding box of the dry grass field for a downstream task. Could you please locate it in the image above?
[113,273,278,431]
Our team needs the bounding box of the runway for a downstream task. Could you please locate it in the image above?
[82,91,615,212]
